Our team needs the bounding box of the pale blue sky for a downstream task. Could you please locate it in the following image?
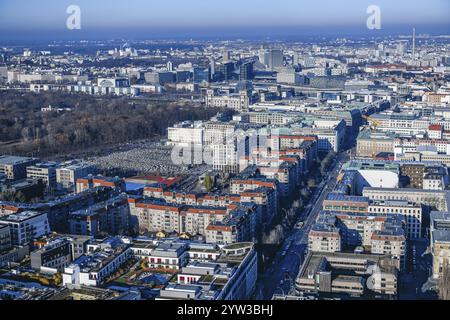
[0,0,448,41]
[0,0,448,29]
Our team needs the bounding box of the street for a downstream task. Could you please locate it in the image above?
[256,151,349,300]
[398,239,438,300]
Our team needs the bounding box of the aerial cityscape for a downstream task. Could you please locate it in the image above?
[0,0,450,305]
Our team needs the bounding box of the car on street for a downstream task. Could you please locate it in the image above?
[295,222,305,229]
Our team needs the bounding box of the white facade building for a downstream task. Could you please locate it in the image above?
[0,211,50,246]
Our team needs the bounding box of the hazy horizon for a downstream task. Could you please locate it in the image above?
[0,0,449,42]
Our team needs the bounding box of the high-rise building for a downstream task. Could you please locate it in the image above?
[218,62,235,81]
[166,61,174,71]
[268,49,283,71]
[210,58,216,77]
[258,47,270,66]
[240,62,254,81]
[222,50,231,62]
[293,52,300,66]
[193,67,211,84]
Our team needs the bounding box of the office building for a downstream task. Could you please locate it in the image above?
[26,162,59,190]
[296,252,399,298]
[0,156,39,181]
[56,161,97,191]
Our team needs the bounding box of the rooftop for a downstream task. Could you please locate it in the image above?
[0,155,37,166]
[0,211,45,223]
[325,193,369,203]
[432,230,450,243]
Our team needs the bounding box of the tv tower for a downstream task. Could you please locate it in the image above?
[412,27,416,59]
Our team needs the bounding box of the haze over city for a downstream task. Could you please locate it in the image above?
[0,0,449,41]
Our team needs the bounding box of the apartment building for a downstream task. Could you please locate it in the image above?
[0,156,39,181]
[128,199,183,234]
[258,162,297,197]
[0,211,50,246]
[309,210,406,270]
[371,230,407,270]
[158,242,257,300]
[308,224,342,253]
[26,162,59,190]
[184,206,229,236]
[69,195,130,237]
[76,175,126,194]
[30,237,73,272]
[0,224,11,254]
[205,208,255,245]
[143,186,277,228]
[423,173,446,191]
[130,240,189,271]
[62,239,133,287]
[56,161,97,191]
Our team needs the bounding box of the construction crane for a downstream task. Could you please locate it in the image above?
[362,115,382,129]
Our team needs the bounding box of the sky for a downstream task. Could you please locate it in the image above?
[0,0,449,41]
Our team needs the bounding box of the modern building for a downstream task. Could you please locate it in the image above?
[193,67,210,84]
[62,238,133,287]
[0,156,39,181]
[0,224,11,254]
[31,237,73,272]
[131,240,189,271]
[0,211,50,246]
[26,162,59,190]
[69,195,130,237]
[56,161,97,191]
[157,242,257,300]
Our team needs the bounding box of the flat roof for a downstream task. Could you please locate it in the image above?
[325,193,369,203]
[432,230,450,243]
[0,210,45,223]
[0,155,37,165]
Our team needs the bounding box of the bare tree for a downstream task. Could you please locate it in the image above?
[438,260,450,300]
